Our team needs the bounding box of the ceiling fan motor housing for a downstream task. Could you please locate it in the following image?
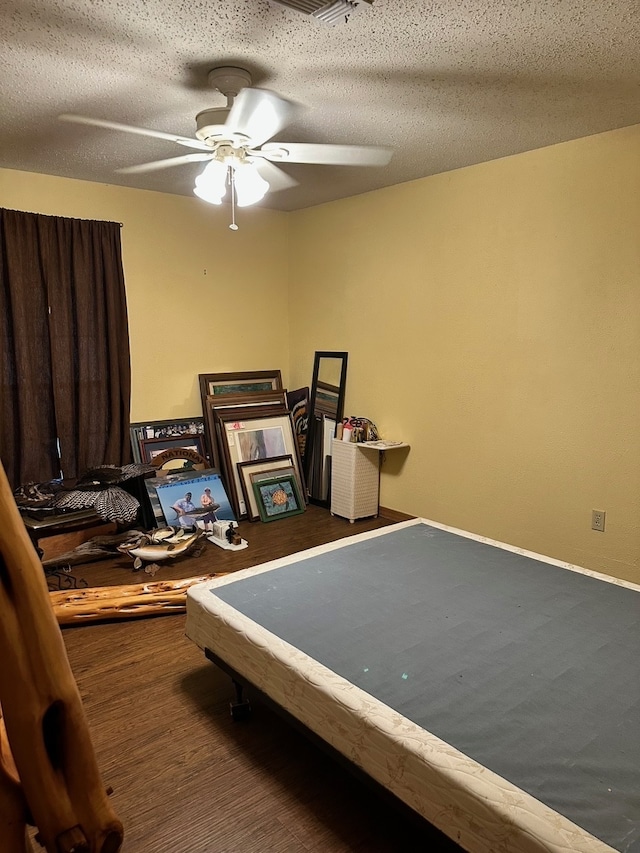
[195,108,233,143]
[207,66,252,98]
[197,66,254,144]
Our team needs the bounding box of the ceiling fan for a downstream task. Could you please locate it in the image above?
[60,66,393,228]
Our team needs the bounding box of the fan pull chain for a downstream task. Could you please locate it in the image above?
[229,166,239,231]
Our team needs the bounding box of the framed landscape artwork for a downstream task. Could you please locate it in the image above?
[198,370,282,402]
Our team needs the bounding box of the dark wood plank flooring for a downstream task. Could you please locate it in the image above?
[51,505,403,589]
[37,508,465,852]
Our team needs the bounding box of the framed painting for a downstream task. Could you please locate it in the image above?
[252,474,305,523]
[237,454,303,521]
[198,370,283,402]
[217,410,302,518]
[202,391,288,471]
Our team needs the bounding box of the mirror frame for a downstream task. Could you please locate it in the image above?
[305,351,348,506]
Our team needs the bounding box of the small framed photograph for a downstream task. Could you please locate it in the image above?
[138,434,207,465]
[146,469,236,529]
[130,418,205,463]
[252,474,305,523]
[238,454,303,521]
[198,370,283,401]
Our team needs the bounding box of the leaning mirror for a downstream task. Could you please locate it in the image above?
[304,351,348,505]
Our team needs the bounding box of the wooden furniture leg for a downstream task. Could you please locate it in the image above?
[0,461,124,853]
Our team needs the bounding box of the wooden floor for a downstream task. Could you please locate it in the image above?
[48,505,406,589]
[38,508,465,852]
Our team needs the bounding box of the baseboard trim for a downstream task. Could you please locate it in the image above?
[378,506,415,522]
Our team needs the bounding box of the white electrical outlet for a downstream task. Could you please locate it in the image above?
[591,510,606,532]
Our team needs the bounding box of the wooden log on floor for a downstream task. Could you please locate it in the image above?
[50,574,218,625]
[0,461,124,853]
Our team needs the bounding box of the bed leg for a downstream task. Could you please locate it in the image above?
[229,680,252,722]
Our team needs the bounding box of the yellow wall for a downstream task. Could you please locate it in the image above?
[2,124,638,583]
[0,168,290,421]
[288,125,640,583]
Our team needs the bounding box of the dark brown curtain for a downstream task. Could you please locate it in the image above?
[0,208,131,489]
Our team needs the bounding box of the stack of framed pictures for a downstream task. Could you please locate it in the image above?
[198,371,306,520]
[202,390,288,470]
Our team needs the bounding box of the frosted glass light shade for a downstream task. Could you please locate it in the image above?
[233,161,269,207]
[193,159,227,205]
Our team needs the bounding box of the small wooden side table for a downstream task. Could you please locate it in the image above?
[22,510,116,563]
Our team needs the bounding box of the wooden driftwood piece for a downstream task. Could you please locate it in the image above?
[0,461,124,853]
[51,574,218,625]
[0,709,32,853]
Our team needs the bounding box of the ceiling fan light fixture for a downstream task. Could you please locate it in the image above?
[193,159,228,205]
[233,160,270,207]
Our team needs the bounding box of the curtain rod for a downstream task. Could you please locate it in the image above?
[2,208,124,228]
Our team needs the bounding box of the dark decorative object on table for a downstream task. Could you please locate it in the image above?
[14,463,155,525]
[224,522,241,545]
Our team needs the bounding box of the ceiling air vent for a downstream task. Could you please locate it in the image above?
[270,0,372,25]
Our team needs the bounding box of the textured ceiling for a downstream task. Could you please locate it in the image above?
[2,0,640,212]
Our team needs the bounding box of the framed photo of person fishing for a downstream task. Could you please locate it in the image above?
[145,469,235,529]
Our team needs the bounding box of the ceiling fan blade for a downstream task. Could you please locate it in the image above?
[225,88,298,147]
[116,152,214,174]
[258,141,393,167]
[59,114,212,151]
[251,158,299,192]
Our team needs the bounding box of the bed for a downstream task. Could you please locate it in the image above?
[185,518,639,853]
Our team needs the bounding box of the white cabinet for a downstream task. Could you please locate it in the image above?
[330,439,380,522]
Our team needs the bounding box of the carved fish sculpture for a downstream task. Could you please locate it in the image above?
[117,529,203,570]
